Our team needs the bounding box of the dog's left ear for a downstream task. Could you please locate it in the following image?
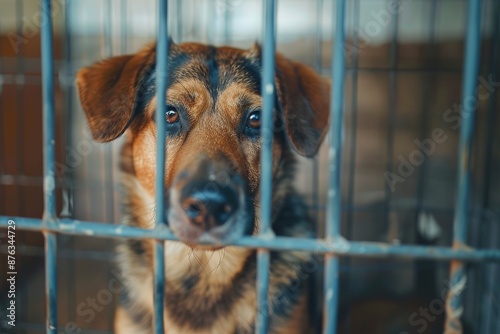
[275,54,331,158]
[76,45,155,142]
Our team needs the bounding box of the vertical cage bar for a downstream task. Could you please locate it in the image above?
[345,0,360,241]
[323,0,346,333]
[414,0,438,231]
[15,0,25,216]
[256,248,271,334]
[384,0,399,229]
[310,0,323,330]
[444,0,482,333]
[344,0,360,331]
[121,0,128,53]
[176,0,183,41]
[0,13,3,212]
[312,0,323,222]
[256,0,277,333]
[41,0,56,221]
[61,0,76,323]
[479,1,499,330]
[154,1,169,333]
[41,0,58,332]
[223,0,232,44]
[103,0,115,224]
[481,0,499,212]
[60,0,74,218]
[44,232,58,334]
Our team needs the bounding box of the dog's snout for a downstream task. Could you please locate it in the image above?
[182,187,239,229]
[168,154,253,246]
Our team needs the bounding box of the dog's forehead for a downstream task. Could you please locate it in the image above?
[169,43,261,95]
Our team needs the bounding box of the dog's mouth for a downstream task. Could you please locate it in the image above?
[167,200,253,249]
[166,159,254,249]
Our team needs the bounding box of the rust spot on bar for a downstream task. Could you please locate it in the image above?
[451,241,473,251]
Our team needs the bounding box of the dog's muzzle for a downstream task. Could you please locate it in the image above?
[167,156,253,247]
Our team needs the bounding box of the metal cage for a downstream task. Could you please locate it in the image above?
[1,0,500,333]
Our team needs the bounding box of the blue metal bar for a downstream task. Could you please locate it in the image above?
[346,0,360,241]
[0,13,3,178]
[102,0,115,225]
[60,0,74,219]
[478,1,500,329]
[414,0,438,235]
[259,0,276,242]
[481,0,500,211]
[41,0,57,222]
[154,0,169,333]
[323,0,346,333]
[121,0,128,53]
[61,0,76,323]
[2,217,500,262]
[344,0,360,331]
[44,232,58,334]
[15,0,26,216]
[445,0,483,332]
[41,0,58,333]
[257,0,277,332]
[223,0,232,44]
[310,1,324,330]
[176,0,183,41]
[312,0,323,222]
[256,249,271,334]
[384,0,399,228]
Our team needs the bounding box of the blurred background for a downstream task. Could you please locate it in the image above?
[0,0,499,333]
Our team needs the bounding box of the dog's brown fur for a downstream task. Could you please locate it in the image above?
[76,41,330,334]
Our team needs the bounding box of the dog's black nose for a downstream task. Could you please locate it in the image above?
[181,187,239,229]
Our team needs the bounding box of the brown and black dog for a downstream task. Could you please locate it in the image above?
[76,41,330,334]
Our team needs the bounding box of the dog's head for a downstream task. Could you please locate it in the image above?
[76,41,330,247]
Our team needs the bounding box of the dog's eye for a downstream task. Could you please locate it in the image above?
[246,110,261,129]
[166,107,179,123]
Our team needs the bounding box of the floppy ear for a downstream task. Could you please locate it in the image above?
[275,53,331,157]
[76,45,155,142]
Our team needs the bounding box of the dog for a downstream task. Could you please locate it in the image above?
[76,40,330,334]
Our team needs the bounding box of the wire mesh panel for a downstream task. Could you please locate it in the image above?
[0,0,500,334]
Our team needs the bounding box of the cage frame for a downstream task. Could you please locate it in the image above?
[0,0,499,333]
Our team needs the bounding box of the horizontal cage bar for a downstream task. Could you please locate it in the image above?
[2,217,500,262]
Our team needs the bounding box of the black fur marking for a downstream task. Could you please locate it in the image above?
[161,195,312,331]
[121,287,153,331]
[206,46,220,101]
[182,275,199,290]
[270,279,306,320]
[236,325,254,334]
[237,57,261,94]
[133,52,192,115]
[127,239,146,256]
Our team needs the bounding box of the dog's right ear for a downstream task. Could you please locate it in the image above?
[76,46,155,142]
